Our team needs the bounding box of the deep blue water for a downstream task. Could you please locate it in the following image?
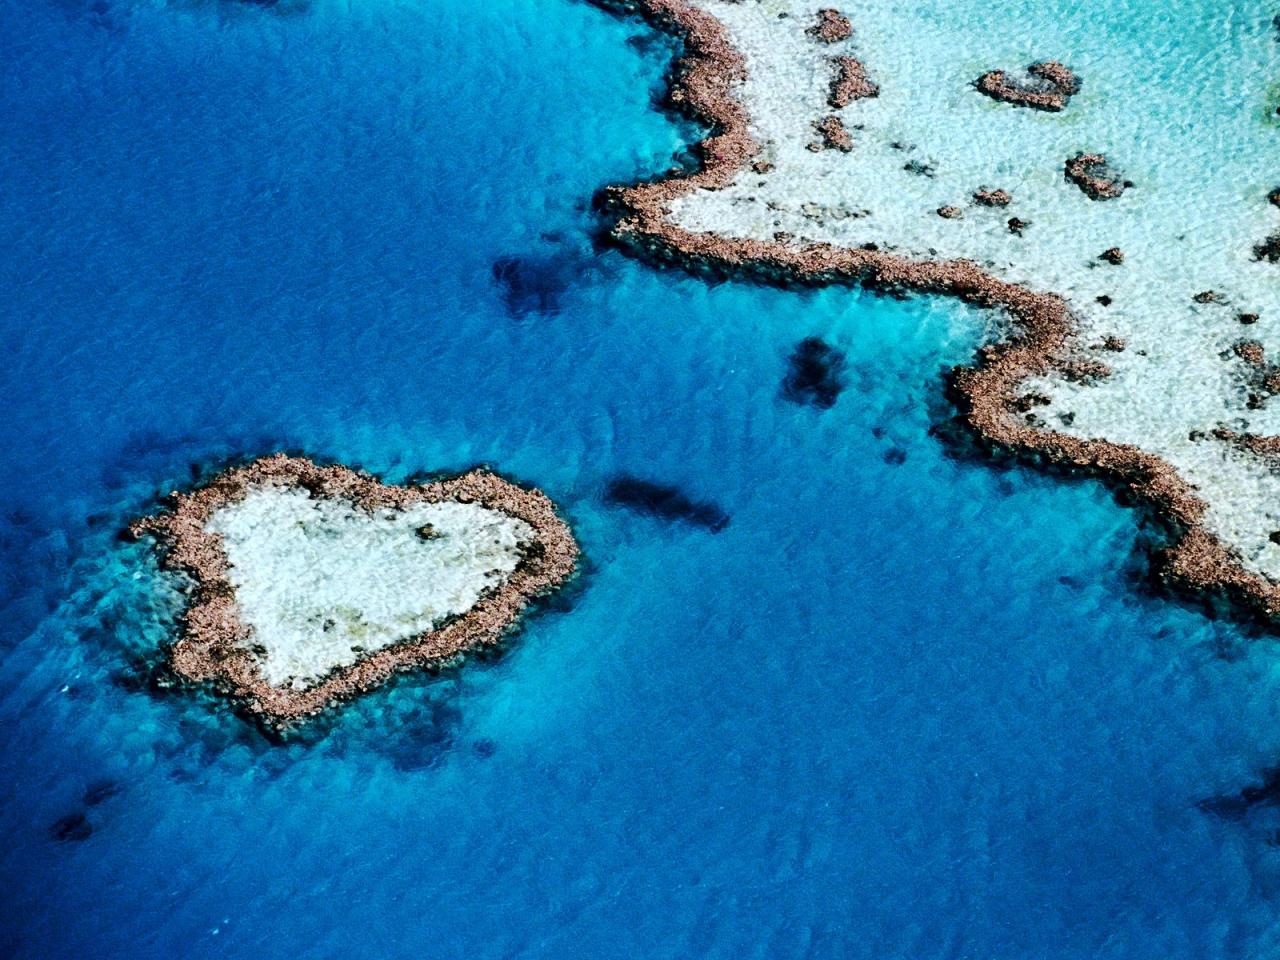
[5,0,1280,957]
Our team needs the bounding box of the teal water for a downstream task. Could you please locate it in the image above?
[4,0,1280,957]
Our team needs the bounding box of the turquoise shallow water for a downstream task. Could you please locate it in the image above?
[5,0,1280,957]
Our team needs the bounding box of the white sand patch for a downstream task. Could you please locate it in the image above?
[206,486,533,688]
[663,0,1280,578]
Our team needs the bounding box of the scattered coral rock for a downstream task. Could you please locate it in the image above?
[807,8,852,43]
[1102,335,1126,351]
[937,205,964,219]
[1254,234,1280,263]
[1064,153,1129,200]
[811,115,854,152]
[829,55,878,107]
[973,188,1011,207]
[976,61,1080,111]
[1193,290,1223,304]
[1234,340,1266,366]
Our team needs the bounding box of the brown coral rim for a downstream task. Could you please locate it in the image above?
[597,0,1280,624]
[129,453,579,725]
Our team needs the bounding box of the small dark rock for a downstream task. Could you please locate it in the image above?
[1100,247,1124,264]
[1007,217,1029,235]
[1240,312,1260,324]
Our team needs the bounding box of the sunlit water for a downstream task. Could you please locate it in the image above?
[4,0,1280,957]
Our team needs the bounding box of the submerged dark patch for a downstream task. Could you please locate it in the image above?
[1198,767,1280,819]
[603,477,729,532]
[492,255,573,317]
[386,705,459,773]
[82,779,121,807]
[49,812,92,843]
[782,337,848,409]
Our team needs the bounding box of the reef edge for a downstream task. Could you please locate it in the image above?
[595,0,1280,625]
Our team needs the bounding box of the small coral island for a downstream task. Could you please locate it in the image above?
[129,454,578,725]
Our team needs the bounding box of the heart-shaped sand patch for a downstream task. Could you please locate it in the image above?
[130,454,578,725]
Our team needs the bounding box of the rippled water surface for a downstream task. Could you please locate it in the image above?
[5,0,1280,957]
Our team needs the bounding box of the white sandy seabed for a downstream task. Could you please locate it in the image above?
[666,0,1280,579]
[206,487,532,689]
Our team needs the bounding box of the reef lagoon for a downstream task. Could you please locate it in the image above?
[7,0,1280,957]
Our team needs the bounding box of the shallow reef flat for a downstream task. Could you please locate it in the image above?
[604,0,1280,619]
[129,454,578,725]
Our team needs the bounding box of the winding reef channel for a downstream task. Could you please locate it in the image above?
[600,0,1280,621]
[130,455,578,725]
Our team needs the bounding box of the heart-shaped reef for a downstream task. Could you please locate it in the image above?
[129,454,579,726]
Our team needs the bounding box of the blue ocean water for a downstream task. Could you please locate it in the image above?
[4,0,1280,957]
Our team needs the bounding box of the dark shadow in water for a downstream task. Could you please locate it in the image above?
[782,337,848,410]
[0,507,67,652]
[49,812,92,843]
[377,695,464,773]
[491,232,619,321]
[1199,768,1280,820]
[492,255,568,317]
[82,779,122,807]
[43,0,121,29]
[603,476,729,532]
